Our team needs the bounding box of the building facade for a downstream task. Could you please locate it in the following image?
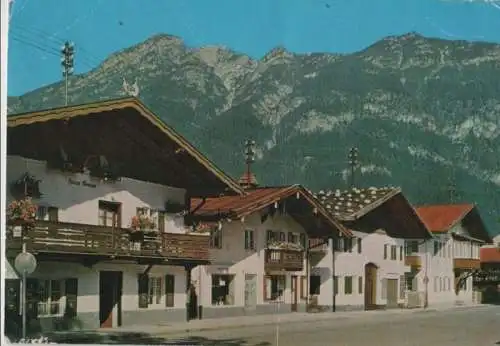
[4,98,244,335]
[414,204,491,308]
[312,187,432,311]
[190,185,350,319]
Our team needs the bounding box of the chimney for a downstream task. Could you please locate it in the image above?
[239,139,259,189]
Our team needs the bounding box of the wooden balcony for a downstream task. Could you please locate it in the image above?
[405,255,422,268]
[264,249,304,272]
[5,220,210,263]
[454,258,481,270]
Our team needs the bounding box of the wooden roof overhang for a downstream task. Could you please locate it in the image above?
[456,206,492,244]
[340,192,432,239]
[191,185,352,239]
[7,98,244,197]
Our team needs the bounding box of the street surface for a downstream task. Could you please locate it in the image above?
[157,305,500,346]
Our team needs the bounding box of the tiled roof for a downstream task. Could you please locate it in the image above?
[480,247,500,263]
[190,185,352,237]
[414,204,474,233]
[310,186,401,221]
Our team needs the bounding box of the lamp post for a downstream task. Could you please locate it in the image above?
[14,239,37,340]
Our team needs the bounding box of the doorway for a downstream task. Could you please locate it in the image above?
[386,279,399,308]
[99,271,122,328]
[291,275,298,312]
[98,201,122,228]
[244,274,257,311]
[364,263,378,310]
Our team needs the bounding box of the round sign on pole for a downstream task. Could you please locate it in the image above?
[14,252,37,275]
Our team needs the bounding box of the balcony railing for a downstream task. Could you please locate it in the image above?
[6,220,210,262]
[405,254,422,268]
[453,258,481,270]
[264,249,304,272]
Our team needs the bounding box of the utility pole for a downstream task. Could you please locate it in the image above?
[61,41,74,106]
[448,178,457,203]
[244,139,256,177]
[348,147,359,189]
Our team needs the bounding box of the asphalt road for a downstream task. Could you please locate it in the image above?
[156,305,500,346]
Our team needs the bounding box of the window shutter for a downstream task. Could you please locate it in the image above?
[48,207,59,222]
[266,230,273,243]
[399,246,403,260]
[383,244,388,259]
[165,275,175,307]
[5,279,20,315]
[287,232,293,243]
[138,274,149,308]
[244,231,249,249]
[357,238,362,253]
[26,279,39,318]
[65,278,78,317]
[158,211,165,232]
[299,233,306,248]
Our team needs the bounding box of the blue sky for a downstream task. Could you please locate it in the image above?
[7,0,500,96]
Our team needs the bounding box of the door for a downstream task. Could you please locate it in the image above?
[291,275,298,312]
[364,263,378,310]
[99,271,122,328]
[244,274,257,310]
[386,279,399,308]
[98,201,122,227]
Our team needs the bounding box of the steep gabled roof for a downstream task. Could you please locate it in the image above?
[8,97,244,195]
[190,185,352,237]
[415,204,492,243]
[414,204,474,233]
[312,187,431,239]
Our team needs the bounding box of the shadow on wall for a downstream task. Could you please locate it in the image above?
[20,331,272,345]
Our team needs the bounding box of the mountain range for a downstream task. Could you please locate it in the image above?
[7,32,500,236]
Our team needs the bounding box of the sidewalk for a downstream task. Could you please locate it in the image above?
[105,303,486,335]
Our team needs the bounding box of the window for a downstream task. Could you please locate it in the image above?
[138,275,166,308]
[344,237,352,252]
[309,275,321,295]
[244,230,255,250]
[383,244,388,259]
[266,230,285,244]
[390,245,397,260]
[399,246,403,261]
[148,277,162,305]
[405,240,419,254]
[434,241,439,256]
[357,238,362,254]
[98,201,121,227]
[338,237,345,252]
[358,276,363,294]
[212,274,235,305]
[164,275,175,307]
[344,276,353,295]
[210,227,223,249]
[334,276,339,295]
[264,275,286,301]
[404,273,418,292]
[36,280,63,316]
[36,206,59,221]
[288,232,299,244]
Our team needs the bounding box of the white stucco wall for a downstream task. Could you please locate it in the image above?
[334,230,408,308]
[23,261,186,326]
[411,226,479,308]
[192,212,335,311]
[7,156,186,232]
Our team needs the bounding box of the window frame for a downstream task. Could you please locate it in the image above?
[344,276,353,295]
[211,274,235,306]
[244,229,255,250]
[35,279,66,318]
